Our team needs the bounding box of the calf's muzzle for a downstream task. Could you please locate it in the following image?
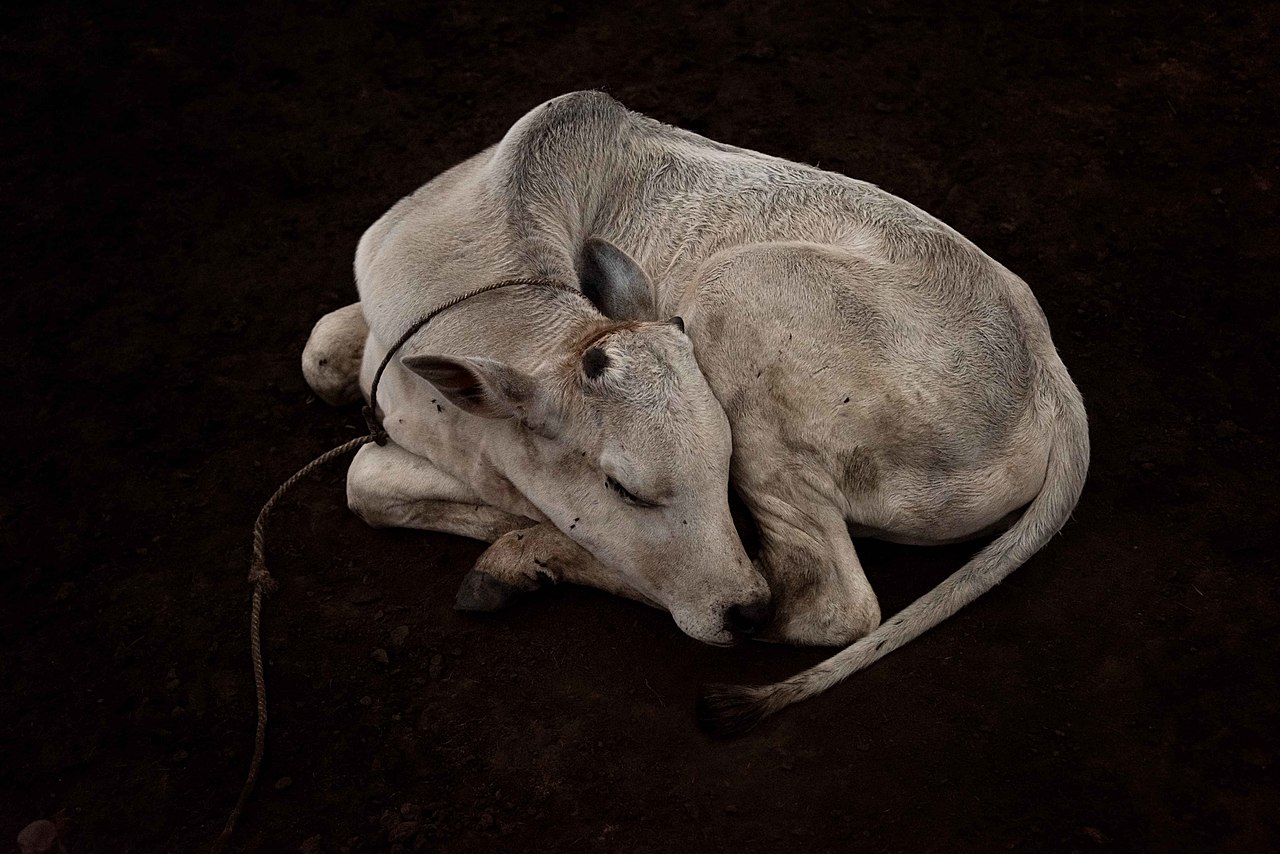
[725,598,774,640]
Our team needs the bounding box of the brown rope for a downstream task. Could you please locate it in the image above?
[362,277,584,445]
[216,277,590,850]
[214,434,373,852]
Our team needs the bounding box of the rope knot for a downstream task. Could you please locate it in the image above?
[249,565,278,596]
[363,404,389,446]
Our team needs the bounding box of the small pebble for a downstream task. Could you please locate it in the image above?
[274,776,293,790]
[371,648,389,664]
[16,820,60,854]
[390,625,410,647]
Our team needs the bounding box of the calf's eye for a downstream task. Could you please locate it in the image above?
[606,475,652,507]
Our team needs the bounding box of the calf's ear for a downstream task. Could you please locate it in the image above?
[401,354,560,437]
[579,237,657,321]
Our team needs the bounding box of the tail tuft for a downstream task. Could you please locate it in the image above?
[696,683,775,737]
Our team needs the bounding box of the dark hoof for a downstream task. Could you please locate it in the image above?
[454,570,526,612]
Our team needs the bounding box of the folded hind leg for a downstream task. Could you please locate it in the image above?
[302,302,368,405]
[742,480,881,646]
[688,242,887,645]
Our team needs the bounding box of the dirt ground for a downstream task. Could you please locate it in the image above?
[2,1,1277,851]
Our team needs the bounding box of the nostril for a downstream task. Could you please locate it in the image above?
[726,601,772,636]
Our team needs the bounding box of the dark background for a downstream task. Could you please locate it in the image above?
[2,1,1277,851]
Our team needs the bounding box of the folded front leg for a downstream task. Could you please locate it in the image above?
[347,440,534,541]
[458,521,660,612]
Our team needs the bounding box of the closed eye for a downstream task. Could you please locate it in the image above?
[606,475,656,507]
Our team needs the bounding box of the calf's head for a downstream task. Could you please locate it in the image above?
[402,239,770,645]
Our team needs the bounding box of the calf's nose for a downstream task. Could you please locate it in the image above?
[726,600,773,637]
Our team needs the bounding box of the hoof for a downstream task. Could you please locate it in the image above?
[454,570,527,612]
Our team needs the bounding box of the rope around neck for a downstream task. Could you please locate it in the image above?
[362,278,585,445]
[215,277,586,850]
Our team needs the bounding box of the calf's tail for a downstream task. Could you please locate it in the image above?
[698,377,1090,737]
